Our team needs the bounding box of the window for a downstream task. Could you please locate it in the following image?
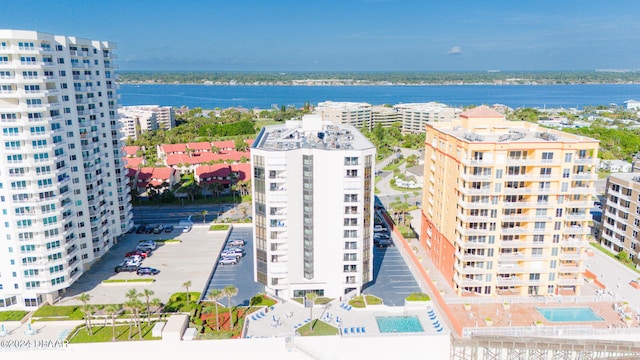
[541,152,554,162]
[346,169,358,177]
[344,157,359,165]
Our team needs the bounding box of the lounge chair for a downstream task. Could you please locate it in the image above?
[361,327,366,333]
[350,327,355,333]
[356,327,361,334]
[343,327,349,334]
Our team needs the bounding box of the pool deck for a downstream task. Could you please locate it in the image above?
[244,299,447,338]
[450,300,635,330]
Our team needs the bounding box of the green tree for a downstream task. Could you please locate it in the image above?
[223,285,238,330]
[143,289,154,325]
[305,292,318,332]
[125,289,143,339]
[183,281,192,305]
[104,304,121,341]
[77,293,93,336]
[207,289,223,331]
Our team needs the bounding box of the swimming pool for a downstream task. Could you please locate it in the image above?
[536,307,603,322]
[376,316,424,333]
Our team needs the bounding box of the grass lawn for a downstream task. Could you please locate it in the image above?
[0,310,28,321]
[406,292,431,301]
[209,224,231,231]
[365,295,383,305]
[383,158,405,171]
[296,320,339,336]
[32,305,83,319]
[68,322,161,343]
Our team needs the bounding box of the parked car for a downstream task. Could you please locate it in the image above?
[218,257,238,265]
[182,225,192,233]
[374,225,386,232]
[221,250,243,259]
[153,224,165,234]
[224,246,245,254]
[115,262,140,273]
[228,239,246,247]
[164,225,174,233]
[125,254,144,263]
[138,240,157,250]
[135,225,146,234]
[376,239,394,248]
[136,267,160,276]
[144,226,154,234]
[125,250,149,258]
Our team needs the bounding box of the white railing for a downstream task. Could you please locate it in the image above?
[462,324,640,338]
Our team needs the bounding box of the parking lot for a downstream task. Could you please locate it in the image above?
[58,224,229,306]
[362,219,423,306]
[202,226,265,306]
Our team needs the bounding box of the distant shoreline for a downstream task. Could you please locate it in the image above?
[118,81,640,86]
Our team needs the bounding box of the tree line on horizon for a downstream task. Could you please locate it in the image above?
[117,71,640,85]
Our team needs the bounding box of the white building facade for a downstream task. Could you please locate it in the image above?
[316,101,373,130]
[0,30,132,309]
[251,115,376,299]
[394,102,461,133]
[117,106,157,140]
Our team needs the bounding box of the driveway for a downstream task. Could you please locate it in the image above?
[201,225,265,306]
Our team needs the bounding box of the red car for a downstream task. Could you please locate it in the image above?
[125,250,149,258]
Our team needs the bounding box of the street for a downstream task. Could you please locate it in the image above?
[133,203,249,225]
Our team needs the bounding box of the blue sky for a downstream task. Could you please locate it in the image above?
[2,0,639,71]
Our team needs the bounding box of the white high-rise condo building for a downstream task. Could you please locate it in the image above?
[317,101,373,130]
[251,115,376,298]
[0,30,132,310]
[394,102,461,133]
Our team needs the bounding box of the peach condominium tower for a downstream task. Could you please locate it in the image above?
[251,115,376,299]
[421,106,599,297]
[0,30,132,310]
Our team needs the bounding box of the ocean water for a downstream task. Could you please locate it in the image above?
[119,84,640,110]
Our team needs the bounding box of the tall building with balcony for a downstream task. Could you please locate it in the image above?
[0,30,132,310]
[421,106,598,297]
[394,102,461,133]
[117,106,157,141]
[599,173,640,264]
[251,115,376,298]
[316,101,373,131]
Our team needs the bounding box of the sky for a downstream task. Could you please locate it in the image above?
[2,0,639,72]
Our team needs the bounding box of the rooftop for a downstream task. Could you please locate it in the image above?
[254,115,374,151]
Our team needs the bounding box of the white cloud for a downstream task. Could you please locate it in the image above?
[448,46,462,55]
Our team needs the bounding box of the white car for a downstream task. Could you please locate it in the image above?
[125,254,144,263]
[227,239,246,247]
[218,257,238,265]
[182,225,192,233]
[138,240,157,250]
[373,225,386,232]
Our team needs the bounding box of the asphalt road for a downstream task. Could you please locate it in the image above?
[133,204,246,225]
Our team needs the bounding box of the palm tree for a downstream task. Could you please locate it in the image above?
[229,172,239,203]
[104,304,121,341]
[183,280,192,304]
[223,285,238,330]
[150,298,163,315]
[77,292,93,335]
[125,289,143,339]
[306,292,318,332]
[201,210,208,224]
[143,289,154,325]
[207,289,223,331]
[123,300,140,339]
[210,182,224,199]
